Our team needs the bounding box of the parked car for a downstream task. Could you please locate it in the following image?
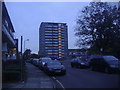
[29,58,34,64]
[38,57,52,70]
[44,61,66,75]
[89,55,120,73]
[71,57,89,68]
[26,59,31,63]
[32,58,39,66]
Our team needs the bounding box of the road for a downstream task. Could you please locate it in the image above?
[51,59,120,88]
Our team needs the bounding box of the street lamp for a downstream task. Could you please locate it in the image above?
[24,39,29,52]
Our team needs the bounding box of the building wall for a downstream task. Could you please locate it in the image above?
[39,22,68,59]
[2,2,18,60]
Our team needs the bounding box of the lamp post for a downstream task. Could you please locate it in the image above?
[24,39,29,52]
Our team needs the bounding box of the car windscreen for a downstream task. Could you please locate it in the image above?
[103,56,118,61]
[47,62,61,66]
[103,56,119,64]
[41,58,52,61]
[77,59,86,63]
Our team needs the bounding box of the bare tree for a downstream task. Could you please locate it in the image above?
[75,2,120,57]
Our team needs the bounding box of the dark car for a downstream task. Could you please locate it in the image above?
[32,58,39,66]
[44,61,66,75]
[89,55,120,73]
[38,57,52,70]
[71,57,89,68]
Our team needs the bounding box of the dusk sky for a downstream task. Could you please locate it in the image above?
[5,2,90,54]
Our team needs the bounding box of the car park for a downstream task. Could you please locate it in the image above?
[38,57,52,70]
[89,55,120,73]
[44,61,66,75]
[71,57,89,68]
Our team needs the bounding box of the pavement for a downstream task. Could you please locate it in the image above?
[2,63,55,89]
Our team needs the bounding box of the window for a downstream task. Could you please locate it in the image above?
[53,44,58,46]
[59,54,62,56]
[59,38,61,40]
[52,31,58,33]
[53,42,58,44]
[45,47,50,49]
[59,46,62,48]
[58,24,62,26]
[53,47,58,49]
[58,33,61,34]
[45,28,53,30]
[53,28,58,30]
[53,39,58,41]
[52,50,58,52]
[45,44,53,46]
[53,33,58,35]
[46,25,52,28]
[52,36,58,38]
[5,20,9,27]
[46,50,52,52]
[58,28,61,29]
[45,31,52,33]
[58,35,62,37]
[45,42,52,44]
[58,41,62,42]
[59,51,62,53]
[53,26,58,28]
[58,30,61,32]
[45,39,52,40]
[53,52,58,54]
[45,36,53,38]
[48,53,53,54]
[59,49,62,50]
[45,33,53,35]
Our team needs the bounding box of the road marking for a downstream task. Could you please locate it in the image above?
[52,76,65,90]
[52,76,56,80]
[56,80,65,90]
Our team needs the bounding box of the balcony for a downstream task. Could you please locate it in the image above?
[2,25,16,46]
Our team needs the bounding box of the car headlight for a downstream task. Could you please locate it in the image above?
[42,62,45,65]
[110,65,117,68]
[81,62,85,65]
[61,67,66,70]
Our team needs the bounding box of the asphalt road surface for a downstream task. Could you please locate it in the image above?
[51,59,120,88]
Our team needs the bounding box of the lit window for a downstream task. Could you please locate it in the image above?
[59,54,62,56]
[58,33,61,34]
[58,24,62,26]
[59,51,62,53]
[58,35,62,37]
[58,41,62,42]
[59,46,62,48]
[13,54,16,56]
[59,38,61,40]
[59,43,62,45]
[58,30,61,32]
[48,53,53,54]
[58,28,61,29]
[59,49,62,50]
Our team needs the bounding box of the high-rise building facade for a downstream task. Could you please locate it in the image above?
[39,22,68,59]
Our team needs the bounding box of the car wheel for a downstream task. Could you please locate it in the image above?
[71,64,74,68]
[105,67,111,74]
[90,66,96,71]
